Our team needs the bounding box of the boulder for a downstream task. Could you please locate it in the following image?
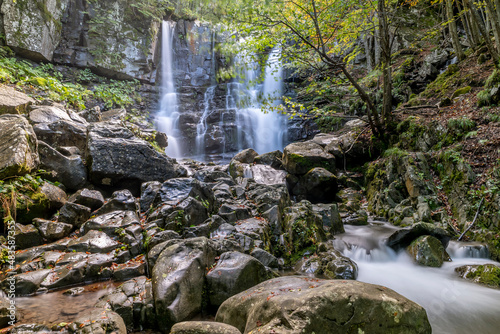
[407,235,451,267]
[28,105,72,124]
[82,210,140,237]
[250,248,279,268]
[33,219,73,241]
[140,181,162,212]
[67,230,120,253]
[33,119,88,152]
[68,188,105,211]
[14,224,44,250]
[254,150,283,169]
[38,141,87,190]
[86,123,177,189]
[0,114,39,178]
[216,276,432,334]
[93,189,138,216]
[152,237,217,331]
[207,251,269,307]
[39,182,67,209]
[232,148,258,164]
[387,222,451,251]
[292,167,338,203]
[58,202,92,228]
[0,85,35,115]
[1,269,51,296]
[0,0,67,62]
[0,294,14,328]
[282,141,336,175]
[170,322,242,334]
[69,308,127,334]
[455,264,500,288]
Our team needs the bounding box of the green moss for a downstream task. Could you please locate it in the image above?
[465,264,500,287]
[485,69,500,89]
[383,147,409,158]
[451,86,471,99]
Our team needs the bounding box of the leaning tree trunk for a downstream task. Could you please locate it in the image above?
[446,0,465,60]
[378,0,392,128]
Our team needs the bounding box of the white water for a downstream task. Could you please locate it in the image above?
[335,222,500,334]
[156,21,181,158]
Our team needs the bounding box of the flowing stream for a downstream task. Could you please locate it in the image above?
[334,222,500,334]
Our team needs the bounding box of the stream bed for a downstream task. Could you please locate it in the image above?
[335,222,500,334]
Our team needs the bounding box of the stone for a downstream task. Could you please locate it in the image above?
[216,276,432,334]
[86,123,177,190]
[78,106,102,123]
[2,269,51,296]
[152,237,217,331]
[68,188,105,211]
[93,189,139,216]
[250,248,279,268]
[0,85,35,115]
[33,219,73,241]
[232,148,258,164]
[82,210,140,237]
[39,182,67,209]
[455,264,500,288]
[156,131,169,148]
[218,204,253,223]
[0,294,14,328]
[67,230,120,253]
[0,114,39,178]
[207,251,269,307]
[170,322,242,334]
[28,105,72,124]
[38,141,87,190]
[283,141,336,175]
[254,150,283,169]
[296,243,358,280]
[387,222,451,251]
[140,181,162,212]
[292,167,338,203]
[58,202,92,228]
[33,119,88,152]
[70,308,127,334]
[14,224,44,250]
[407,235,451,267]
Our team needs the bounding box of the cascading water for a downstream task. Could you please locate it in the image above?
[335,222,500,334]
[156,21,181,157]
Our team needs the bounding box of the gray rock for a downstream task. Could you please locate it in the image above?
[14,224,44,250]
[29,105,72,124]
[86,123,177,189]
[407,235,451,267]
[33,119,88,152]
[140,181,162,212]
[218,203,252,223]
[0,114,39,178]
[216,276,432,334]
[387,222,451,251]
[58,202,92,228]
[0,294,14,328]
[282,141,336,175]
[455,264,500,288]
[155,131,169,148]
[292,167,338,203]
[254,150,283,169]
[68,188,105,211]
[152,237,216,331]
[170,321,242,334]
[207,251,269,307]
[3,269,52,296]
[250,248,279,268]
[296,243,358,280]
[33,219,73,241]
[70,308,127,334]
[0,85,35,115]
[82,210,140,236]
[67,230,120,253]
[93,189,138,216]
[78,106,101,123]
[39,182,67,209]
[232,148,258,164]
[38,141,87,190]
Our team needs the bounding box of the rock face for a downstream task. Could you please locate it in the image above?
[0,114,39,178]
[86,123,177,190]
[1,0,68,62]
[407,235,451,267]
[0,86,35,115]
[216,276,432,334]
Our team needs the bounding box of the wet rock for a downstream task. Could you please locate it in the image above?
[38,141,87,190]
[407,235,451,267]
[177,196,209,227]
[292,167,338,203]
[152,237,217,331]
[4,269,52,296]
[0,294,14,328]
[82,210,139,236]
[247,165,287,185]
[455,264,500,288]
[63,287,85,295]
[387,222,451,251]
[250,248,279,268]
[312,203,344,234]
[58,202,92,228]
[140,181,162,212]
[147,230,181,251]
[0,114,39,178]
[170,321,242,334]
[94,189,138,216]
[33,119,88,152]
[14,224,44,250]
[234,218,272,251]
[95,276,156,330]
[154,178,210,206]
[218,203,253,223]
[232,148,258,164]
[67,230,120,253]
[246,182,290,214]
[0,86,35,115]
[296,243,358,280]
[254,150,283,169]
[8,324,52,334]
[70,308,127,334]
[216,276,431,334]
[39,182,67,209]
[33,219,73,241]
[207,251,269,307]
[68,188,105,211]
[86,123,177,189]
[112,257,146,281]
[282,141,336,175]
[155,131,169,148]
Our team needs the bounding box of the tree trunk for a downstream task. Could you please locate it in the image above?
[457,0,476,47]
[378,0,392,128]
[446,0,465,60]
[467,0,500,64]
[485,0,500,52]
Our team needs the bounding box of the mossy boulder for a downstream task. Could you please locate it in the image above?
[455,264,500,288]
[451,86,471,99]
[282,141,336,175]
[387,222,451,251]
[215,276,432,334]
[407,235,451,267]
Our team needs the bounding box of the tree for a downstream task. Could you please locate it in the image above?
[224,0,399,142]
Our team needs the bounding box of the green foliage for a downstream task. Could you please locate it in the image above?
[447,117,476,136]
[93,79,140,109]
[383,147,409,158]
[477,89,492,107]
[464,265,500,287]
[485,69,500,89]
[314,115,343,133]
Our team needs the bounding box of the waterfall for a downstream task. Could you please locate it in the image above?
[156,21,181,158]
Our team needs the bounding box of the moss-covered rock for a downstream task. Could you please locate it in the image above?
[455,264,500,288]
[407,235,451,267]
[451,86,471,99]
[283,141,336,175]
